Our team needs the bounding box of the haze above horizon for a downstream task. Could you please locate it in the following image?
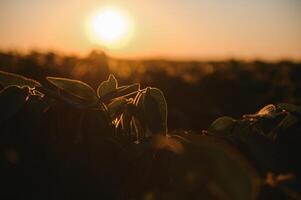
[0,0,300,60]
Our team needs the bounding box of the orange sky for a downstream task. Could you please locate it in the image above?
[0,0,300,60]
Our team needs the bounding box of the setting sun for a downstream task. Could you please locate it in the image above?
[87,7,133,49]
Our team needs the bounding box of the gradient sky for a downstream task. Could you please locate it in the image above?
[1,0,301,60]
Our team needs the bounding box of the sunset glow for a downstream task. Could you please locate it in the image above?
[0,0,300,59]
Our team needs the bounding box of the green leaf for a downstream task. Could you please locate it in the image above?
[0,86,29,123]
[0,70,41,88]
[47,77,98,103]
[208,116,236,135]
[107,97,128,119]
[97,74,118,99]
[143,87,168,134]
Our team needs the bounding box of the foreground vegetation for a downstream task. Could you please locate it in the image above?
[0,70,300,199]
[1,51,301,131]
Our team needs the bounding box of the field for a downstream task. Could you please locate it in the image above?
[1,51,301,131]
[0,51,301,199]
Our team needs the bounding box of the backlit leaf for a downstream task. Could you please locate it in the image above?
[97,74,118,99]
[101,83,140,101]
[143,87,168,134]
[244,104,278,119]
[258,104,277,115]
[0,70,41,88]
[47,77,98,103]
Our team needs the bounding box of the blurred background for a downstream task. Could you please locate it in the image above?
[0,0,301,130]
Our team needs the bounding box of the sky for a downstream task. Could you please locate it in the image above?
[0,0,301,60]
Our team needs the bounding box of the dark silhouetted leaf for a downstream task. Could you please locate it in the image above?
[0,86,29,123]
[47,77,98,103]
[208,116,236,135]
[107,97,128,119]
[0,70,41,88]
[143,87,168,134]
[28,95,53,113]
[231,120,276,172]
[106,83,140,100]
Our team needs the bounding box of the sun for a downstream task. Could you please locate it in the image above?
[87,7,133,49]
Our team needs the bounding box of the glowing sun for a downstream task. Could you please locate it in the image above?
[87,7,133,49]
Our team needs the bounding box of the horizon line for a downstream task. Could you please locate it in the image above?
[1,48,300,63]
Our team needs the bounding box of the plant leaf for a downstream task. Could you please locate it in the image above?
[0,70,41,88]
[143,87,168,134]
[208,116,236,135]
[107,97,128,119]
[133,93,147,133]
[47,77,97,103]
[104,83,140,100]
[0,86,29,123]
[97,74,118,99]
[231,120,276,172]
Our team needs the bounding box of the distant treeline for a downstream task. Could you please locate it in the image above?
[1,50,301,131]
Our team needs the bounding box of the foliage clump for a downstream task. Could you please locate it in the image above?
[0,70,300,200]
